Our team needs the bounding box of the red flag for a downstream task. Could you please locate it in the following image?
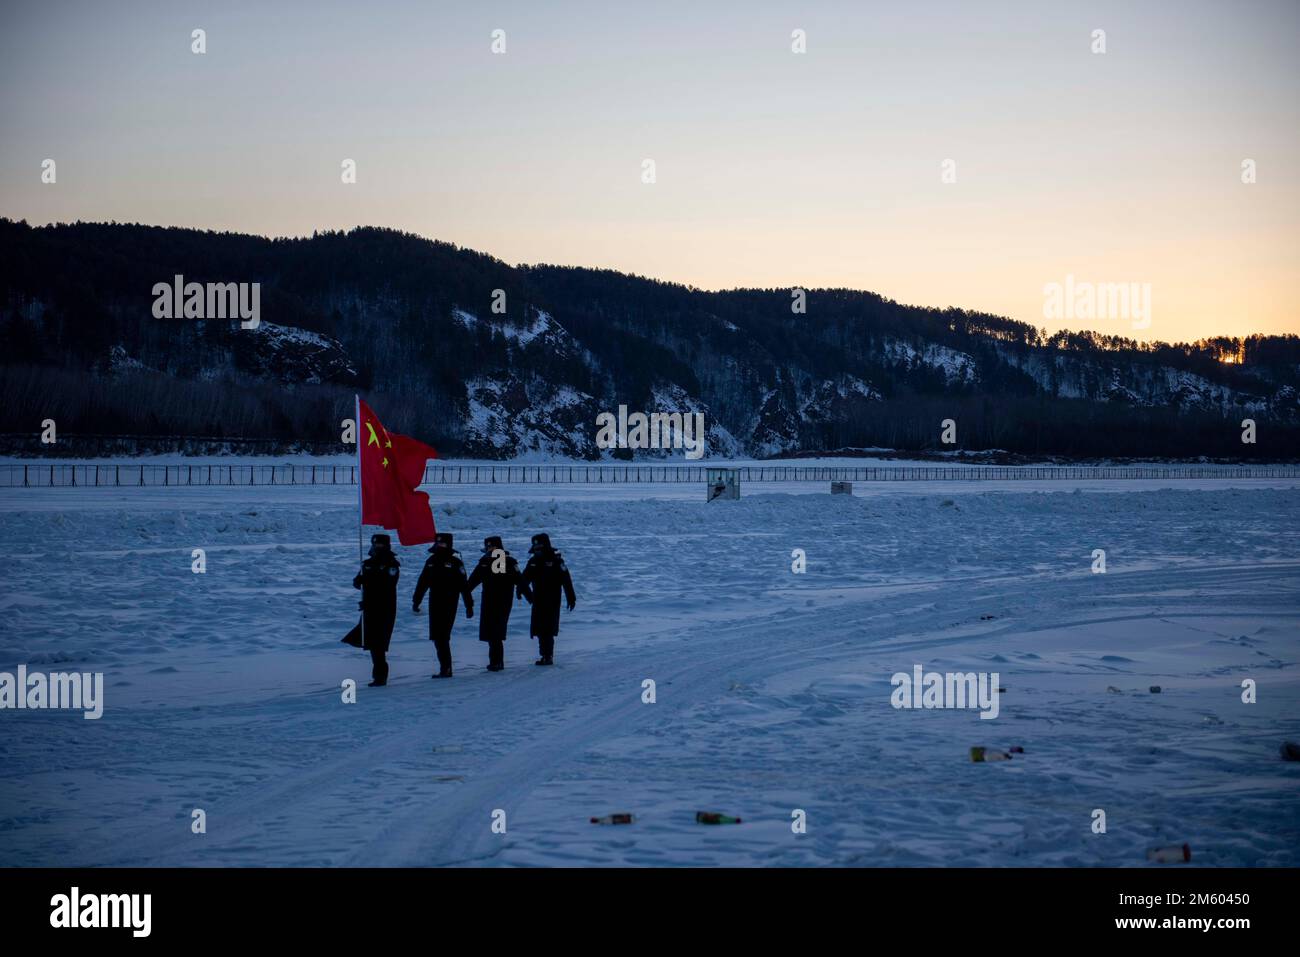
[357,398,438,545]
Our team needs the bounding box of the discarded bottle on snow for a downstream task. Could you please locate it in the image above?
[1146,843,1191,863]
[970,746,1012,762]
[696,811,742,825]
[590,813,635,825]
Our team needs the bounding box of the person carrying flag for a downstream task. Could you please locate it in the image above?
[340,397,438,684]
[350,532,401,686]
[412,532,473,678]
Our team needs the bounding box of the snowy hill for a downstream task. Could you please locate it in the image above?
[2,219,1297,459]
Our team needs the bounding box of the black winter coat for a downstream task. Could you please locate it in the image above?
[465,551,527,642]
[413,550,473,641]
[353,550,400,652]
[521,549,576,639]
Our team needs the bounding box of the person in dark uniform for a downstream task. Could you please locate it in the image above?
[520,533,576,666]
[412,532,473,678]
[348,532,400,686]
[465,535,527,672]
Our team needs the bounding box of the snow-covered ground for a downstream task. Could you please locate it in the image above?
[1,479,1297,867]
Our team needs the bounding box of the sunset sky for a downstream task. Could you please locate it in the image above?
[1,0,1297,343]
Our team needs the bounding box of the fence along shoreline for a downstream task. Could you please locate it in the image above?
[3,463,1298,487]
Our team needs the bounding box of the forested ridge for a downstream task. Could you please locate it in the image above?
[2,219,1296,459]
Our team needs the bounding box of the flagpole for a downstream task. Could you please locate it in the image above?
[355,393,364,650]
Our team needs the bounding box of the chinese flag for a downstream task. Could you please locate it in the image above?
[357,398,438,545]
